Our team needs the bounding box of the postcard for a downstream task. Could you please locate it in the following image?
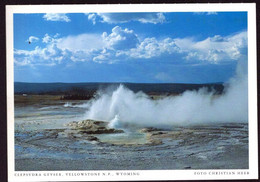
[6,3,258,181]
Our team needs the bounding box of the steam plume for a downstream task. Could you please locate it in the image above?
[85,61,248,128]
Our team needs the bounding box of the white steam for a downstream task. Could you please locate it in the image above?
[108,114,122,128]
[85,62,248,128]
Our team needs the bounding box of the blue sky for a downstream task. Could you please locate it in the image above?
[13,12,247,83]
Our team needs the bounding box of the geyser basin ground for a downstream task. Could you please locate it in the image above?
[14,96,248,171]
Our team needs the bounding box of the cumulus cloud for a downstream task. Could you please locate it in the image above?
[175,31,248,63]
[98,30,247,63]
[27,36,39,43]
[14,25,247,66]
[14,43,67,66]
[43,13,71,22]
[42,34,56,43]
[87,13,166,24]
[15,33,104,65]
[93,49,113,63]
[125,37,180,59]
[102,26,139,50]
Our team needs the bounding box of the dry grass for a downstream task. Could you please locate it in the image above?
[14,95,62,106]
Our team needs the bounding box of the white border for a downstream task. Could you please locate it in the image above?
[6,3,258,181]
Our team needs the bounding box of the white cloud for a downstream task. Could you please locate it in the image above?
[127,38,166,58]
[175,31,248,63]
[42,34,55,43]
[122,37,180,59]
[69,50,93,62]
[57,33,104,51]
[100,30,247,63]
[207,12,218,15]
[43,13,71,22]
[27,36,39,43]
[88,13,165,24]
[102,26,139,50]
[14,26,247,66]
[14,43,68,66]
[194,12,218,15]
[93,28,181,62]
[93,49,111,63]
[15,33,104,65]
[14,57,31,66]
[87,13,97,25]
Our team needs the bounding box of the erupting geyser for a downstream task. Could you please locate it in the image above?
[85,61,248,128]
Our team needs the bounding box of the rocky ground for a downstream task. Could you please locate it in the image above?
[15,119,248,170]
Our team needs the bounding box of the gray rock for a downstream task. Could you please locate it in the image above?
[67,119,124,134]
[139,127,161,133]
